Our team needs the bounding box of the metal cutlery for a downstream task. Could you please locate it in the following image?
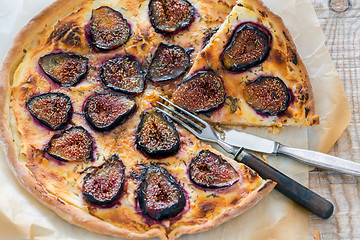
[157,96,334,219]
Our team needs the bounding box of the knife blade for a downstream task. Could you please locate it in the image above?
[224,130,360,176]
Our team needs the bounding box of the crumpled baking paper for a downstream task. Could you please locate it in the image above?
[0,0,351,239]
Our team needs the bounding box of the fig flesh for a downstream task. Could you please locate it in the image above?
[90,6,131,51]
[136,109,179,158]
[149,0,195,33]
[138,164,186,220]
[26,92,72,130]
[39,52,88,87]
[82,155,125,206]
[243,76,290,116]
[172,71,226,113]
[189,150,239,188]
[84,93,136,131]
[45,126,93,162]
[147,43,190,82]
[221,24,270,72]
[100,57,146,94]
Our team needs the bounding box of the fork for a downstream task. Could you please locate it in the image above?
[157,96,334,219]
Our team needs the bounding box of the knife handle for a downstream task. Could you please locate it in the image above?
[237,151,334,219]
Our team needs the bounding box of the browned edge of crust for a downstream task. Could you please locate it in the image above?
[0,1,164,239]
[0,1,276,239]
[240,0,318,125]
[168,179,276,240]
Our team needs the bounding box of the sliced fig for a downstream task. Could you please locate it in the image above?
[149,0,195,33]
[221,24,270,72]
[26,92,72,130]
[243,76,290,116]
[189,150,240,188]
[45,126,93,162]
[138,164,186,220]
[172,71,226,113]
[136,108,179,158]
[84,93,136,131]
[82,155,125,206]
[147,43,190,82]
[90,6,131,50]
[100,57,146,94]
[39,52,88,87]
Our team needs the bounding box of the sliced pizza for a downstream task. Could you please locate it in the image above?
[172,0,319,127]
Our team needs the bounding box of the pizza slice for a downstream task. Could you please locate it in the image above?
[172,0,319,127]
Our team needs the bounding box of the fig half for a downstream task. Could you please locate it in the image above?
[39,52,88,87]
[26,92,72,130]
[82,155,125,206]
[243,76,290,116]
[136,109,179,158]
[172,71,226,113]
[45,126,93,162]
[84,93,136,131]
[189,150,239,188]
[138,164,186,220]
[100,57,146,94]
[149,0,195,33]
[147,43,190,82]
[90,6,131,51]
[221,24,270,72]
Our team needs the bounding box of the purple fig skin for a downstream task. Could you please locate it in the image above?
[44,126,94,162]
[26,92,72,130]
[84,93,136,132]
[221,24,270,72]
[38,52,88,87]
[136,109,180,158]
[172,71,226,113]
[147,43,190,82]
[82,155,125,206]
[138,164,186,220]
[243,76,290,116]
[90,6,131,51]
[189,150,240,189]
[149,0,195,34]
[100,57,146,94]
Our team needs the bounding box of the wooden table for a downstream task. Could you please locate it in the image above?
[309,0,360,239]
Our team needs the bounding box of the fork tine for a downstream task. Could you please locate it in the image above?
[157,101,204,131]
[155,107,200,136]
[159,96,209,126]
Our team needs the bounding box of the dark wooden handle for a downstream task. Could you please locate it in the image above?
[237,151,334,219]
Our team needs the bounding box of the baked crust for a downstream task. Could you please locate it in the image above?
[184,0,319,127]
[0,0,277,239]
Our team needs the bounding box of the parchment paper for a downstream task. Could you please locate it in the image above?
[0,0,351,239]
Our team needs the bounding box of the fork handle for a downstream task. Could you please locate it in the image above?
[236,151,334,219]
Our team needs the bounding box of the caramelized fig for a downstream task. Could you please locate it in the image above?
[189,150,239,188]
[243,76,290,116]
[147,43,190,82]
[26,92,72,130]
[172,71,226,113]
[221,24,270,72]
[82,155,125,206]
[84,93,136,131]
[100,57,146,94]
[136,109,179,158]
[138,164,185,220]
[90,6,131,50]
[45,126,93,162]
[149,0,195,33]
[39,52,88,87]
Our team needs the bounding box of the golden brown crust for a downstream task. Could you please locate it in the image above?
[0,0,276,239]
[185,0,319,127]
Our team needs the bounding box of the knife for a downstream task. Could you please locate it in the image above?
[225,130,360,176]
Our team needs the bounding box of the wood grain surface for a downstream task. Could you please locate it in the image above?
[309,0,360,239]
